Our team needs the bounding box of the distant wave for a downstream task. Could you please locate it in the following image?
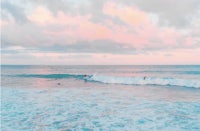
[13,74,200,88]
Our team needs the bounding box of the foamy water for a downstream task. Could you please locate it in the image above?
[1,65,200,130]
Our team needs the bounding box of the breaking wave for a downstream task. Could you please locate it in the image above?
[89,75,200,89]
[13,74,200,88]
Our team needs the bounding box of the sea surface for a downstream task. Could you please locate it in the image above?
[1,65,200,131]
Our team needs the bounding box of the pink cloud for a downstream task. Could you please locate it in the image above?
[28,7,112,40]
[28,7,54,25]
[103,2,198,49]
[27,4,196,50]
[103,2,149,27]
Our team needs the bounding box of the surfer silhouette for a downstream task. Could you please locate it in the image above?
[143,76,146,80]
[84,74,88,82]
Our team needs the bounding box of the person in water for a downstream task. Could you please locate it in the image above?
[84,74,88,82]
[143,76,146,80]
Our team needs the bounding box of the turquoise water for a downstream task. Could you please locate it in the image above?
[1,65,200,130]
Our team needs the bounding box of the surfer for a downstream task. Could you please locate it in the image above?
[84,74,88,82]
[143,76,146,80]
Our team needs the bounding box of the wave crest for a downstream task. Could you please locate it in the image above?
[89,75,200,88]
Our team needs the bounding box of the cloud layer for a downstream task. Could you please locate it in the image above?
[1,0,200,64]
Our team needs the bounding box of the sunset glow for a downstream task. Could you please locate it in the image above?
[1,0,200,65]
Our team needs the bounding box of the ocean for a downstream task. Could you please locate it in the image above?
[1,65,200,131]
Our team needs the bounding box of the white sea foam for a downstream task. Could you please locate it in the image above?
[2,86,200,130]
[89,74,200,88]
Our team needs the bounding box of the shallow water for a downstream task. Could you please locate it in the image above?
[1,65,200,130]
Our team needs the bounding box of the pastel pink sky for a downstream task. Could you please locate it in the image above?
[1,0,200,65]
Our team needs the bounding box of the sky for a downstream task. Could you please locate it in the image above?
[1,0,200,65]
